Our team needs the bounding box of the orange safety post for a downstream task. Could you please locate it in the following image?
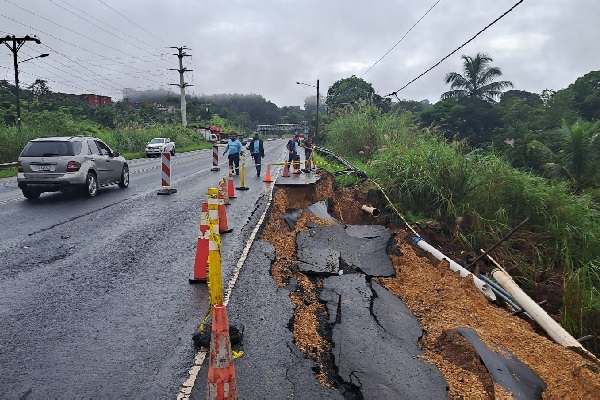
[263,163,273,183]
[282,161,290,177]
[189,202,209,283]
[206,304,238,399]
[218,193,233,234]
[218,177,230,205]
[227,166,237,199]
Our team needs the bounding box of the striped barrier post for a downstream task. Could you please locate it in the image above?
[211,145,220,171]
[157,151,177,195]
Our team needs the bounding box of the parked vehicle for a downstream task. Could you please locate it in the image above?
[145,137,175,157]
[17,136,129,199]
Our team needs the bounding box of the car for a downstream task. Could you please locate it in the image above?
[145,137,175,157]
[220,137,229,144]
[17,136,129,200]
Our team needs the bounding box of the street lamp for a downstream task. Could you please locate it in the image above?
[295,79,319,140]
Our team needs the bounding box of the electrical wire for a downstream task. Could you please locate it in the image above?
[385,0,526,98]
[361,0,442,78]
[97,0,172,47]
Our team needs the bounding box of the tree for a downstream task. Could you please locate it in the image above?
[326,75,375,110]
[441,53,513,103]
[27,79,52,95]
[545,120,600,190]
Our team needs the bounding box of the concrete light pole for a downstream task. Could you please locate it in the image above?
[169,46,193,127]
[0,35,44,133]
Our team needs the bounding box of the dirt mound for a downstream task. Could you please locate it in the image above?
[261,171,600,398]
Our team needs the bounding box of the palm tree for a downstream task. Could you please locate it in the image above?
[441,53,513,103]
[544,120,600,190]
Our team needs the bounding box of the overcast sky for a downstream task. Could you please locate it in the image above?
[1,0,599,108]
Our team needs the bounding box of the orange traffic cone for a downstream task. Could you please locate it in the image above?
[263,163,273,183]
[189,202,209,283]
[227,166,237,199]
[206,304,238,399]
[282,161,290,177]
[218,195,233,234]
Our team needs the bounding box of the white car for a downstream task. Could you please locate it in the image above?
[145,138,175,157]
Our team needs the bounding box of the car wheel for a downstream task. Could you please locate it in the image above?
[22,188,40,200]
[171,148,175,156]
[84,171,98,198]
[118,165,129,188]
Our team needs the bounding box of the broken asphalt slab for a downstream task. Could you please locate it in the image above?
[320,274,449,398]
[296,224,396,277]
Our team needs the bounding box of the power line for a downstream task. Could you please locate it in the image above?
[49,0,172,68]
[386,0,526,98]
[97,0,171,47]
[3,0,169,70]
[361,0,442,78]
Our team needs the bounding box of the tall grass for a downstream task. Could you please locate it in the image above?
[0,111,211,163]
[324,108,600,349]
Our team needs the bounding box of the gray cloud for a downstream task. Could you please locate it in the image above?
[2,0,598,107]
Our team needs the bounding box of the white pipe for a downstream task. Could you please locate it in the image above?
[361,205,381,217]
[491,267,592,354]
[412,237,496,301]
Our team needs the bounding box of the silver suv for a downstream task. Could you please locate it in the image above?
[17,136,129,199]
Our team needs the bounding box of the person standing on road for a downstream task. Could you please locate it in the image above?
[223,134,243,175]
[301,136,315,171]
[247,133,265,176]
[287,134,299,166]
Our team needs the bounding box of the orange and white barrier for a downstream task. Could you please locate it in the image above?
[157,151,177,195]
[211,145,220,171]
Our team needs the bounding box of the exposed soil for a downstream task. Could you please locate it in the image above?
[260,171,600,398]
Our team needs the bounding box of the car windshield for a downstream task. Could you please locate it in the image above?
[20,141,81,157]
[149,138,165,144]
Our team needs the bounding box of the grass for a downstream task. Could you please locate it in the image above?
[321,106,600,351]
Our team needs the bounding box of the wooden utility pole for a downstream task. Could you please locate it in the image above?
[0,35,42,133]
[169,46,193,126]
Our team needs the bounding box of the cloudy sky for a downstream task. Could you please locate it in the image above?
[1,0,598,108]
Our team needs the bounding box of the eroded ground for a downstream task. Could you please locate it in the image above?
[261,171,600,398]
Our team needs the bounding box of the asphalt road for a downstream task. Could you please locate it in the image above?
[0,139,288,398]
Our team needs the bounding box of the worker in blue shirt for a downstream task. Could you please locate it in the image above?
[247,133,265,176]
[223,134,243,175]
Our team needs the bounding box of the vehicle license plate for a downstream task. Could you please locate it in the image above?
[37,165,51,171]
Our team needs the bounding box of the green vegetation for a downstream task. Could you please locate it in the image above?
[321,104,600,352]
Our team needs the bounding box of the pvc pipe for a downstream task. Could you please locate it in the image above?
[412,237,496,301]
[478,274,514,301]
[361,205,381,217]
[491,267,591,354]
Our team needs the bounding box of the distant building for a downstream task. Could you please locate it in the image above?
[39,92,112,108]
[81,94,112,107]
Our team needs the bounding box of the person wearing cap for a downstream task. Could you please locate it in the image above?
[247,133,265,176]
[223,134,243,175]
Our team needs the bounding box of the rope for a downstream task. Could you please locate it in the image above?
[370,179,419,237]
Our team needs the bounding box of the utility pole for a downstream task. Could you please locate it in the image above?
[316,79,320,141]
[0,35,42,133]
[169,46,193,127]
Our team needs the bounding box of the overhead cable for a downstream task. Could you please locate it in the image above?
[385,0,526,98]
[362,0,442,78]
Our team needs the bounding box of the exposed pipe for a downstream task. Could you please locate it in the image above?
[412,237,496,301]
[491,267,593,355]
[478,274,530,318]
[361,205,381,217]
